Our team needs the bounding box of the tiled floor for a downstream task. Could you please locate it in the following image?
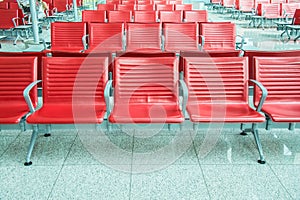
[0,4,300,200]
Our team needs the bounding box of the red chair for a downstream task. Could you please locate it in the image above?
[136,4,154,10]
[281,3,300,18]
[199,22,237,50]
[117,4,135,10]
[52,0,68,12]
[183,10,208,22]
[156,4,174,11]
[159,10,182,22]
[235,0,254,12]
[133,10,157,22]
[97,3,115,10]
[175,4,192,11]
[0,57,37,131]
[126,22,162,51]
[107,10,132,22]
[254,56,300,131]
[86,22,124,52]
[184,56,267,164]
[0,2,9,9]
[0,9,18,30]
[82,10,106,22]
[50,22,86,52]
[108,56,186,124]
[163,22,199,52]
[221,0,235,8]
[25,56,109,166]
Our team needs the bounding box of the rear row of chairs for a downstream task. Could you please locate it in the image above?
[82,10,208,23]
[49,21,239,53]
[1,55,300,165]
[97,3,193,11]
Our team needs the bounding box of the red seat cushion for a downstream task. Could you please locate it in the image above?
[187,103,265,123]
[109,103,184,123]
[262,103,300,122]
[0,104,29,124]
[27,104,106,124]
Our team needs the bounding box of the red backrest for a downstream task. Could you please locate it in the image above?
[257,3,281,18]
[254,0,270,10]
[51,22,86,51]
[82,10,106,22]
[156,4,174,11]
[117,4,135,10]
[175,4,192,11]
[163,22,199,52]
[42,57,108,105]
[294,9,300,24]
[281,3,300,17]
[0,9,18,29]
[136,4,154,10]
[222,0,235,7]
[52,0,68,12]
[200,22,236,50]
[97,3,115,10]
[235,0,254,12]
[184,57,248,103]
[153,0,167,4]
[244,50,300,81]
[288,0,300,2]
[88,22,124,51]
[0,56,37,107]
[133,10,157,22]
[184,10,208,22]
[211,0,221,3]
[270,0,286,3]
[9,2,19,9]
[114,56,179,104]
[107,10,132,22]
[254,57,300,106]
[0,2,9,9]
[159,10,182,22]
[126,22,161,51]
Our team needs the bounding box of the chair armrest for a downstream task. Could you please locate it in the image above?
[12,17,19,27]
[104,80,113,117]
[161,34,165,51]
[82,34,88,51]
[123,30,126,51]
[236,35,245,50]
[179,79,188,117]
[199,35,205,47]
[250,79,268,112]
[23,80,42,113]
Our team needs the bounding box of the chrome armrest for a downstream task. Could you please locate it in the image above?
[236,35,245,50]
[199,35,205,47]
[23,80,42,113]
[179,79,188,117]
[250,79,268,112]
[104,80,113,117]
[82,34,89,51]
[12,17,19,27]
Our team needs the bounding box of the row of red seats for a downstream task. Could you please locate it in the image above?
[49,21,237,54]
[256,2,300,18]
[97,3,192,11]
[105,0,183,5]
[1,54,300,165]
[82,10,208,23]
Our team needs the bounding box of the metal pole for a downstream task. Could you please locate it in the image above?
[29,0,39,43]
[73,0,78,21]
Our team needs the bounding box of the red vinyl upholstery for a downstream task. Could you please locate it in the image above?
[82,10,106,22]
[163,22,199,52]
[200,22,236,50]
[0,9,18,29]
[184,57,265,122]
[126,22,162,51]
[26,57,108,124]
[109,57,184,123]
[136,4,154,10]
[184,10,208,22]
[107,10,132,22]
[50,22,86,52]
[0,57,37,124]
[133,10,157,22]
[156,4,174,11]
[87,22,124,52]
[257,3,281,19]
[254,57,300,122]
[117,4,135,11]
[175,4,192,11]
[235,0,254,12]
[97,3,115,10]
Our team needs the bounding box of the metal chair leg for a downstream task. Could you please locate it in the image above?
[24,125,39,166]
[252,123,266,164]
[44,124,51,137]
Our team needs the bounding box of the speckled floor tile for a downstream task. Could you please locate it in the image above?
[271,165,300,199]
[0,129,22,136]
[132,134,198,165]
[0,136,18,156]
[130,164,209,199]
[48,165,131,200]
[202,164,292,200]
[65,133,133,166]
[0,165,61,200]
[0,135,76,166]
[192,133,259,164]
[257,130,300,165]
